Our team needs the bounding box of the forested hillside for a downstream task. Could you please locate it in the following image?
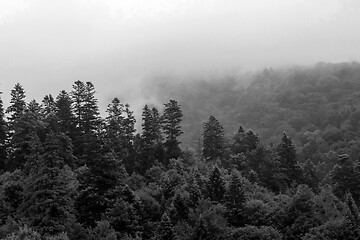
[146,62,360,161]
[1,62,360,239]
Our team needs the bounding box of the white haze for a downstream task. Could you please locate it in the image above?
[1,0,360,115]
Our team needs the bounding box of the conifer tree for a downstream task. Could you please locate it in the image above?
[82,81,101,133]
[206,166,226,202]
[6,83,26,127]
[276,132,303,188]
[41,94,58,130]
[0,96,7,171]
[122,103,137,173]
[76,151,127,227]
[7,109,43,171]
[138,105,156,173]
[158,212,174,240]
[56,90,76,136]
[245,130,259,152]
[203,115,225,161]
[162,100,183,162]
[224,172,246,227]
[105,98,125,155]
[330,154,360,204]
[71,81,101,161]
[303,159,319,191]
[42,95,56,117]
[232,126,259,154]
[20,131,77,236]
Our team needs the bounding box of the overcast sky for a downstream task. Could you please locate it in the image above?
[1,0,360,113]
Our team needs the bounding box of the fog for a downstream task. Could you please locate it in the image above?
[1,0,360,114]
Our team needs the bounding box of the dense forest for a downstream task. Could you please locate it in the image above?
[1,62,360,239]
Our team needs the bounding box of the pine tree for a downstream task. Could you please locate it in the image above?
[276,132,303,188]
[82,82,101,133]
[56,90,76,136]
[106,185,142,237]
[76,151,127,227]
[232,126,259,154]
[330,154,360,204]
[206,166,226,202]
[138,105,156,174]
[20,131,77,236]
[105,97,125,156]
[7,109,43,172]
[122,103,136,173]
[158,212,174,240]
[303,159,319,191]
[162,100,183,162]
[71,81,101,161]
[224,172,246,227]
[0,96,7,171]
[6,83,26,127]
[41,95,58,129]
[203,115,225,161]
[245,130,259,152]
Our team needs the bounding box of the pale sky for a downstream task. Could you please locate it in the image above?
[1,0,360,113]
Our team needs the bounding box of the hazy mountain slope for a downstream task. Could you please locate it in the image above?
[144,62,360,162]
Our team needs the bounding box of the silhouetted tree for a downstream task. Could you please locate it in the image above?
[162,100,183,163]
[276,132,303,189]
[203,115,225,161]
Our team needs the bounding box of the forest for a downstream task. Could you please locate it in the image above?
[1,62,360,239]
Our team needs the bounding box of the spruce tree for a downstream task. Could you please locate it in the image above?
[276,132,303,188]
[105,98,125,156]
[330,154,360,204]
[203,115,225,161]
[138,105,156,173]
[0,96,7,171]
[76,151,127,227]
[224,172,246,227]
[158,212,174,240]
[7,109,43,171]
[6,83,26,127]
[20,131,77,236]
[82,81,101,133]
[206,166,226,202]
[122,103,136,173]
[303,159,319,191]
[71,81,101,161]
[56,90,76,136]
[162,100,183,163]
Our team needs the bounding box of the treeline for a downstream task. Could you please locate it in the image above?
[0,78,359,239]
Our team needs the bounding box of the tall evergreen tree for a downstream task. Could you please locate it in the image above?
[71,80,100,133]
[20,131,77,236]
[162,100,183,162]
[0,96,7,171]
[71,81,101,161]
[224,171,246,227]
[41,95,57,129]
[105,98,125,154]
[157,212,174,240]
[76,150,127,227]
[203,115,225,161]
[56,90,76,136]
[330,154,360,204]
[122,103,136,173]
[276,132,303,189]
[7,109,43,172]
[82,82,101,133]
[138,105,156,173]
[206,166,226,202]
[232,126,259,154]
[6,83,26,127]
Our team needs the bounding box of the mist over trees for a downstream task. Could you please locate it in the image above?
[1,62,360,239]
